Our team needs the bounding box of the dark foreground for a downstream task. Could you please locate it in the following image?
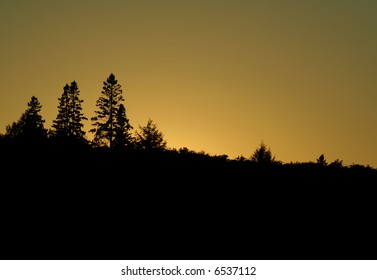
[1,143,376,260]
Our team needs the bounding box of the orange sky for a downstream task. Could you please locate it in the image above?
[1,0,376,167]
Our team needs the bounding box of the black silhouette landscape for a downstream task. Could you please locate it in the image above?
[1,73,376,260]
[2,73,376,186]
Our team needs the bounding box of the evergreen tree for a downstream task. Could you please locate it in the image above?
[69,81,87,139]
[250,141,275,164]
[135,118,167,151]
[113,104,133,149]
[51,81,87,140]
[317,154,328,166]
[51,84,70,137]
[6,96,47,143]
[90,73,124,148]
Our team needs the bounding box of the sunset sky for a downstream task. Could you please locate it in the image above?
[1,0,376,167]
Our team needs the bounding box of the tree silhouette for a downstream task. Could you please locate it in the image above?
[135,118,167,151]
[90,73,124,148]
[250,141,275,164]
[113,104,134,150]
[51,81,87,141]
[51,84,70,137]
[329,159,343,168]
[317,154,328,166]
[5,96,47,143]
[0,73,376,211]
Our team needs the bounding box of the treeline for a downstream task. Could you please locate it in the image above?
[0,73,376,188]
[1,73,167,151]
[1,73,376,262]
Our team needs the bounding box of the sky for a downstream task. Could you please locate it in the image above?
[1,0,376,167]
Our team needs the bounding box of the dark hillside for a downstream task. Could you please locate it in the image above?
[1,139,376,260]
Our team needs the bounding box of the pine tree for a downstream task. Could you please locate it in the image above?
[51,81,87,141]
[68,81,87,139]
[135,118,167,151]
[317,154,328,166]
[113,104,133,149]
[90,73,125,148]
[51,84,70,137]
[250,141,275,164]
[6,96,47,143]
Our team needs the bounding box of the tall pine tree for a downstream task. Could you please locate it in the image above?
[69,81,87,139]
[90,73,125,148]
[51,81,87,141]
[51,84,70,137]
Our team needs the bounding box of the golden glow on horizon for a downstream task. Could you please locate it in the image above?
[0,0,376,167]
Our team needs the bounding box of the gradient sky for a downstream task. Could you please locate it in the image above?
[1,0,376,167]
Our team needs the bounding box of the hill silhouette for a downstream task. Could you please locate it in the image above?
[1,74,376,260]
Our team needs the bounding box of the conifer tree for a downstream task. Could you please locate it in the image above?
[250,141,275,164]
[113,104,133,149]
[69,81,87,139]
[317,154,328,166]
[51,84,70,137]
[51,81,87,140]
[90,73,125,148]
[135,118,167,151]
